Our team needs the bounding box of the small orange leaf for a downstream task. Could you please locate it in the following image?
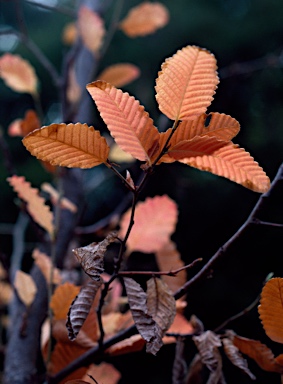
[22,123,110,168]
[62,22,77,45]
[66,65,82,104]
[32,248,62,285]
[14,270,37,307]
[87,81,160,163]
[78,6,105,54]
[7,175,54,236]
[120,2,169,37]
[8,110,41,137]
[41,183,78,213]
[119,195,178,254]
[259,278,283,344]
[97,63,140,88]
[155,45,219,121]
[0,53,38,95]
[50,282,80,321]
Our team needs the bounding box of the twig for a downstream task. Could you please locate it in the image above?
[24,0,76,17]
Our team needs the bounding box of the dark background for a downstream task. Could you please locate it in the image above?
[0,0,283,383]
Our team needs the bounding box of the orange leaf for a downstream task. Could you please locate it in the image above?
[66,65,82,104]
[8,110,41,137]
[7,175,54,236]
[0,53,38,95]
[97,63,140,88]
[62,22,77,45]
[81,363,121,384]
[119,195,178,254]
[155,45,219,121]
[22,123,110,168]
[87,81,160,163]
[41,183,78,213]
[78,6,105,54]
[106,334,145,356]
[102,311,134,339]
[14,270,37,307]
[32,248,62,285]
[163,313,194,344]
[120,2,169,37]
[50,282,80,321]
[258,278,283,344]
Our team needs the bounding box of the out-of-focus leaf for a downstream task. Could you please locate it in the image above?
[146,277,176,334]
[172,337,187,384]
[81,362,121,384]
[73,232,117,280]
[186,354,204,384]
[106,334,145,356]
[50,282,80,321]
[222,337,256,380]
[123,277,163,355]
[155,45,219,121]
[0,53,38,95]
[0,281,13,305]
[78,6,105,54]
[8,109,40,137]
[87,81,160,164]
[22,123,110,169]
[108,143,135,163]
[67,279,102,341]
[163,313,194,344]
[7,175,54,236]
[52,319,97,349]
[97,63,140,88]
[66,65,82,104]
[120,2,169,37]
[258,277,283,344]
[119,195,178,254]
[102,311,134,338]
[193,330,225,384]
[14,270,37,307]
[32,248,62,285]
[41,182,78,213]
[62,22,77,45]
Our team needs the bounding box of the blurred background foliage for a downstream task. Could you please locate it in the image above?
[0,1,283,382]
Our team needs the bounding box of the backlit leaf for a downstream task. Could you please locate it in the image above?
[87,81,160,164]
[7,175,54,236]
[50,282,80,321]
[14,270,37,307]
[32,248,62,285]
[73,232,117,280]
[0,53,38,95]
[8,109,40,137]
[119,195,178,254]
[258,277,283,344]
[155,45,219,121]
[123,277,163,355]
[120,2,169,37]
[78,6,105,54]
[97,63,140,88]
[22,123,110,168]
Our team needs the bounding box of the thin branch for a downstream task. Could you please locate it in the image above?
[24,0,76,17]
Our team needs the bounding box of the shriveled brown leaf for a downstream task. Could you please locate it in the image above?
[0,53,38,95]
[258,277,283,344]
[32,248,62,285]
[14,270,37,307]
[87,81,160,164]
[50,282,80,321]
[123,277,163,355]
[120,2,169,37]
[155,45,219,121]
[97,63,140,88]
[146,277,176,334]
[119,195,178,254]
[7,175,54,236]
[22,123,110,169]
[8,109,41,137]
[81,362,121,384]
[41,182,78,213]
[73,232,117,280]
[78,6,105,54]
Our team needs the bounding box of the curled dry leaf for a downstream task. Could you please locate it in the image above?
[0,53,38,95]
[32,248,62,285]
[120,2,169,37]
[119,195,178,254]
[22,123,110,169]
[73,232,117,280]
[78,6,105,54]
[87,81,160,164]
[155,45,219,121]
[97,63,140,88]
[14,270,37,307]
[258,277,283,343]
[8,109,41,137]
[7,175,54,237]
[41,182,78,213]
[50,282,81,320]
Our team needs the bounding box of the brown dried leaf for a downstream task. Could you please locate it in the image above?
[97,63,140,88]
[41,182,78,213]
[106,334,145,356]
[73,232,117,280]
[146,277,176,334]
[81,362,121,384]
[163,313,194,344]
[172,337,187,384]
[0,53,38,95]
[22,123,110,169]
[8,109,41,137]
[78,6,105,54]
[102,311,134,338]
[7,175,54,236]
[155,45,219,121]
[222,337,256,380]
[67,279,102,341]
[32,248,62,285]
[87,81,160,164]
[50,282,80,321]
[123,277,163,355]
[258,277,283,344]
[52,319,96,349]
[14,270,37,307]
[119,195,178,254]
